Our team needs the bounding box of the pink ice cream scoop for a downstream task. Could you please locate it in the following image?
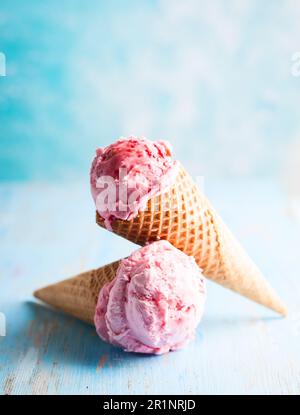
[94,240,206,354]
[90,136,178,229]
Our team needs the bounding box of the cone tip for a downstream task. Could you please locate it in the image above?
[33,289,39,299]
[33,288,45,302]
[272,300,288,317]
[279,305,288,318]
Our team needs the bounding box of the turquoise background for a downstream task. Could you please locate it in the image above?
[1,0,300,181]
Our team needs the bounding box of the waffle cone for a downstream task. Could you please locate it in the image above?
[96,164,287,315]
[34,261,120,325]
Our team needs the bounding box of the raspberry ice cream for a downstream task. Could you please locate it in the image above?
[90,136,178,229]
[94,240,206,354]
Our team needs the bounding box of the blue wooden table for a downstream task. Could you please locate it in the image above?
[0,179,299,395]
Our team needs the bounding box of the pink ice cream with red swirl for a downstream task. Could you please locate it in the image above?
[90,136,178,229]
[94,240,206,355]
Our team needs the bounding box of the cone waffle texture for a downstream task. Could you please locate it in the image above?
[96,163,286,315]
[34,261,120,325]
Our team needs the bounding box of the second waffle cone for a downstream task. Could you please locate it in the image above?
[34,261,120,324]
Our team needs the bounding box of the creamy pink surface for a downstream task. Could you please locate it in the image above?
[90,136,178,229]
[94,240,206,355]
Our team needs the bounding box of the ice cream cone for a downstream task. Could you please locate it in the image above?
[34,261,120,325]
[96,163,287,315]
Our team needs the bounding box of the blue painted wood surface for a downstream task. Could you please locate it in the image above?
[0,180,299,395]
